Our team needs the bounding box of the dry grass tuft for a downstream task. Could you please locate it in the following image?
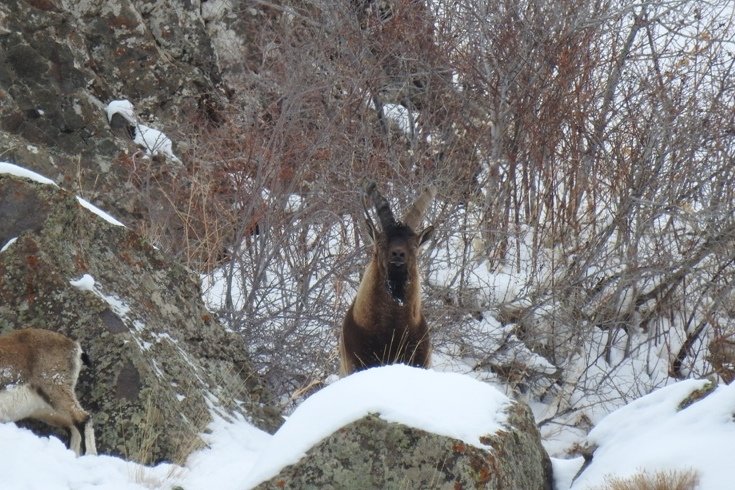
[596,468,700,490]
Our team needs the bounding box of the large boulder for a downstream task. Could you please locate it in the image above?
[244,365,553,489]
[256,408,552,489]
[0,170,280,464]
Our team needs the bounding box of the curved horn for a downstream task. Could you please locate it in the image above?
[365,181,397,231]
[403,185,437,230]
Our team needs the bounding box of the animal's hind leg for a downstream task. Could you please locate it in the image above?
[81,419,97,455]
[37,385,93,455]
[29,408,83,455]
[68,424,83,455]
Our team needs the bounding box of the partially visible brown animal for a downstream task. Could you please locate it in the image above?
[340,181,436,375]
[0,328,97,455]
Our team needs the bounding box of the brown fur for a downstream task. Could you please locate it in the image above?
[340,183,435,375]
[0,328,96,455]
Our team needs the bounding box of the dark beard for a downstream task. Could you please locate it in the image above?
[386,265,409,304]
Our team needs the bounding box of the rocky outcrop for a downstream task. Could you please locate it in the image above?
[0,172,280,464]
[254,401,552,489]
[0,0,465,265]
[0,0,225,223]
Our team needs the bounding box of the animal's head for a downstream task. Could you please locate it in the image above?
[362,181,436,300]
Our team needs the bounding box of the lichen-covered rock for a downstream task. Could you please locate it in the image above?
[255,403,553,489]
[0,173,280,464]
[0,0,225,223]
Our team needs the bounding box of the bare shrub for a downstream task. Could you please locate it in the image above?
[120,0,735,426]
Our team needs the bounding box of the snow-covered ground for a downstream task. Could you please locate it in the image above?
[570,379,735,490]
[0,367,733,489]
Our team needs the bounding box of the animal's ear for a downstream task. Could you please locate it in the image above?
[418,225,434,246]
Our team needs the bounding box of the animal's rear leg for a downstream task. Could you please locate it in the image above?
[38,385,93,455]
[80,419,97,455]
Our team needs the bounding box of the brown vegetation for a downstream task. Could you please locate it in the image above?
[119,0,735,416]
[595,468,699,490]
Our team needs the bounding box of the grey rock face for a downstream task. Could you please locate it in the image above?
[255,403,553,490]
[0,0,224,223]
[0,174,280,464]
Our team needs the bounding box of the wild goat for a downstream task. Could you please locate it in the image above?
[0,328,97,455]
[340,181,436,375]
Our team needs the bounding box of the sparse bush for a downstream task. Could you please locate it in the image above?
[122,0,735,427]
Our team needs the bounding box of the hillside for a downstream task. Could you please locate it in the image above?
[2,0,735,488]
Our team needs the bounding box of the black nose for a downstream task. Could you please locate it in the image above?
[390,249,406,265]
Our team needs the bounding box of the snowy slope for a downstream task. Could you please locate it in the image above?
[0,364,732,489]
[0,365,512,490]
[571,379,735,490]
